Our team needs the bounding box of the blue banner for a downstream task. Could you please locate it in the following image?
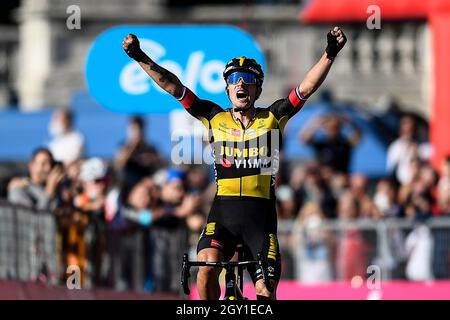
[86,25,265,114]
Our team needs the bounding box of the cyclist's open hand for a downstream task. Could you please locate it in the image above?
[122,34,144,61]
[326,26,347,59]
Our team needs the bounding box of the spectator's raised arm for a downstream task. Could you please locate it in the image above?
[299,116,325,144]
[340,115,363,146]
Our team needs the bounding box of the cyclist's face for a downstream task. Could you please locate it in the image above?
[227,79,259,111]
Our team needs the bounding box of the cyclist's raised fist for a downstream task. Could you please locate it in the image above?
[122,34,145,61]
[325,26,347,59]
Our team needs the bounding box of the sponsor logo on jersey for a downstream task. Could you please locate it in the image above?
[235,158,271,169]
[219,122,229,129]
[246,129,256,136]
[217,127,228,134]
[271,149,280,185]
[205,222,216,236]
[220,146,268,158]
[220,158,232,168]
[231,128,241,137]
[211,239,224,250]
[267,233,278,261]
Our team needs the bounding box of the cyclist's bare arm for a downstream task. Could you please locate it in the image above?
[299,26,347,99]
[122,34,184,98]
[268,27,347,121]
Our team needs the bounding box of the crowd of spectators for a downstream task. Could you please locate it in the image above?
[276,113,449,283]
[6,111,210,293]
[4,108,450,293]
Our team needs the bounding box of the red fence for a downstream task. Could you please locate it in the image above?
[189,280,450,300]
[0,280,178,300]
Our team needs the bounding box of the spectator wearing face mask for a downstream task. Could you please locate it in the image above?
[336,191,370,280]
[294,165,337,219]
[349,173,380,220]
[47,109,85,166]
[372,178,408,277]
[405,216,434,282]
[107,177,160,292]
[73,158,109,288]
[276,185,297,221]
[373,179,400,218]
[149,168,202,293]
[295,202,332,284]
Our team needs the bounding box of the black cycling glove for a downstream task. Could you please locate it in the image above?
[124,34,146,62]
[325,31,346,60]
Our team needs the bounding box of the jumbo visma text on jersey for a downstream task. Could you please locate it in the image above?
[177,85,307,199]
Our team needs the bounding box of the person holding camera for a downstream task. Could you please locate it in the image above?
[8,147,65,211]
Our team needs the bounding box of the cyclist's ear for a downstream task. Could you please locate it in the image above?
[255,86,262,100]
[225,87,233,103]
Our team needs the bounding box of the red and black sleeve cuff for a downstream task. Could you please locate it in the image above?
[177,86,196,109]
[288,86,307,109]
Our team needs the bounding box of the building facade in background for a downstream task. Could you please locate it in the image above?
[0,0,430,119]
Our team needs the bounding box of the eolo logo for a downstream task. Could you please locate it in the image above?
[86,25,265,114]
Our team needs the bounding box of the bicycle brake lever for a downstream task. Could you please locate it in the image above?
[181,253,191,295]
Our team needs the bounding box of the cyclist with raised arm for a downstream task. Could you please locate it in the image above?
[122,27,347,300]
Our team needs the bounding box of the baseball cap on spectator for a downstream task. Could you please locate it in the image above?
[166,168,185,183]
[80,157,108,182]
[153,167,185,186]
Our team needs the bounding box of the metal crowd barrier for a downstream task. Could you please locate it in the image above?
[0,199,191,292]
[0,200,58,284]
[278,217,450,282]
[181,216,450,283]
[3,196,450,286]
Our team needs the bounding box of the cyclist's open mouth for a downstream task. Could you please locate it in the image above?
[236,90,248,101]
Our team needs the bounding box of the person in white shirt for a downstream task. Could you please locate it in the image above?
[405,221,434,281]
[386,115,430,185]
[48,109,85,166]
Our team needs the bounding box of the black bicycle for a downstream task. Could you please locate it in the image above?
[181,245,273,300]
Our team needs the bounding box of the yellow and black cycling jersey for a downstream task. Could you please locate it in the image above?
[177,86,307,200]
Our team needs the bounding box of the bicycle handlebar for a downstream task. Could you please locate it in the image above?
[180,252,273,297]
[188,260,259,267]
